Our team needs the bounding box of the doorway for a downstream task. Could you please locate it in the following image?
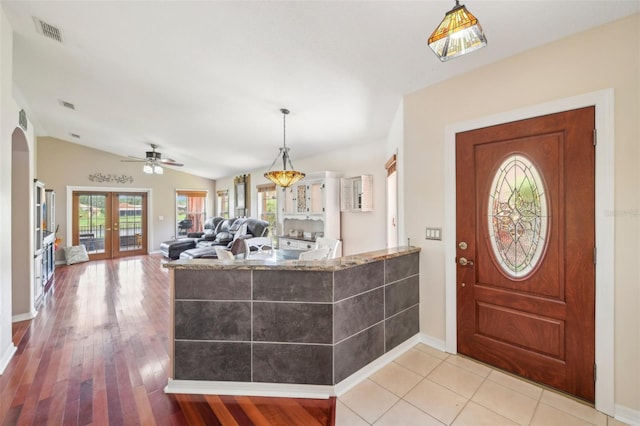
[444,90,615,414]
[455,107,595,401]
[386,154,398,248]
[71,191,147,260]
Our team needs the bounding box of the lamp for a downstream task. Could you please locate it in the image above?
[428,0,487,62]
[264,108,305,188]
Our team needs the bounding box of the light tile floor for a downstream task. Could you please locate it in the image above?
[337,343,628,426]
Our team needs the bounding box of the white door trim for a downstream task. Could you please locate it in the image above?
[444,89,614,415]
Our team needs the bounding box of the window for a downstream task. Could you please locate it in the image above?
[176,190,207,236]
[217,190,229,219]
[488,155,548,279]
[257,184,277,229]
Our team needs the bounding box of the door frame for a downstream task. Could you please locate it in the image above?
[444,89,614,415]
[66,186,154,254]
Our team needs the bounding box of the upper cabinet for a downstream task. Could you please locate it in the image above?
[341,175,373,212]
[34,180,45,254]
[277,171,341,240]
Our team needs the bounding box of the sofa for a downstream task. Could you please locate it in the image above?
[160,217,269,259]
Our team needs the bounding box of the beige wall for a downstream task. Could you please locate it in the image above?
[36,137,216,260]
[404,14,639,412]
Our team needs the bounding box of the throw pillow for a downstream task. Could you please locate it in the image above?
[64,245,90,265]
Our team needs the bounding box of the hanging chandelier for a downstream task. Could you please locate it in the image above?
[264,109,305,188]
[428,0,487,62]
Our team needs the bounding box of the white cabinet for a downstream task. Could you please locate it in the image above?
[278,237,316,251]
[34,181,55,307]
[341,175,373,212]
[34,254,43,305]
[281,179,329,218]
[277,171,341,248]
[34,180,45,254]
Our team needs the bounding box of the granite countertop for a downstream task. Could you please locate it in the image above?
[162,246,420,272]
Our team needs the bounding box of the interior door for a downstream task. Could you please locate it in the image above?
[456,107,595,402]
[72,191,147,260]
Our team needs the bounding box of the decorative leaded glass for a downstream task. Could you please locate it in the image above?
[488,155,548,278]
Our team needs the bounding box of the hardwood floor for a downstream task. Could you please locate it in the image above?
[1,254,336,425]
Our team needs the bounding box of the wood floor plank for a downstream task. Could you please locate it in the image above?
[2,254,335,425]
[204,395,239,426]
[132,385,156,426]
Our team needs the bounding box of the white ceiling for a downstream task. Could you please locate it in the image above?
[3,1,639,180]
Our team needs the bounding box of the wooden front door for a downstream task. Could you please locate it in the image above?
[72,191,147,260]
[456,107,595,402]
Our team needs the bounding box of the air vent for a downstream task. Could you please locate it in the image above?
[58,99,75,110]
[33,17,63,43]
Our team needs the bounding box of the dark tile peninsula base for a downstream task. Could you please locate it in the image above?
[164,246,420,397]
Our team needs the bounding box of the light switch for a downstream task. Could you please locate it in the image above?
[425,227,442,240]
[159,215,164,221]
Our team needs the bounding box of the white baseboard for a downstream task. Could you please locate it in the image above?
[616,404,640,426]
[418,333,446,353]
[0,343,17,375]
[12,310,37,323]
[165,379,334,399]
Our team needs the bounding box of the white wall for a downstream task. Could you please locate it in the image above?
[0,6,15,374]
[404,14,639,416]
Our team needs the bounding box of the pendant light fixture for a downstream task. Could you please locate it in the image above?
[428,0,487,62]
[264,108,305,188]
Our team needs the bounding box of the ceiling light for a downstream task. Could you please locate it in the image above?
[264,109,305,188]
[143,162,164,175]
[428,0,487,62]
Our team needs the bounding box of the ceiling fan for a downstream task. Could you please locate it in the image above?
[122,144,183,174]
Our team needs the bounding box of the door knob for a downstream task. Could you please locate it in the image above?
[459,257,474,266]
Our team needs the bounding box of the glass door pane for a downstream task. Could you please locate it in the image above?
[116,193,146,254]
[74,193,108,257]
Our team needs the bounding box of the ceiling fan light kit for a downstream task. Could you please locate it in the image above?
[264,109,306,188]
[428,0,487,62]
[122,143,182,175]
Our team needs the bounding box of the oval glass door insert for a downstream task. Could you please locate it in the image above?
[488,155,548,278]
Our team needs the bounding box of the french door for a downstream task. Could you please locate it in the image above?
[456,107,596,401]
[72,191,148,260]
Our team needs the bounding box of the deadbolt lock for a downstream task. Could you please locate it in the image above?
[458,241,468,250]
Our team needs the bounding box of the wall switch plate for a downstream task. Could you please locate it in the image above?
[159,215,164,221]
[425,227,442,240]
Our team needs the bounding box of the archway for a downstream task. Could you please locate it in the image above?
[12,127,33,319]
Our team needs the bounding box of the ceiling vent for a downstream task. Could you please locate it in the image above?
[33,17,63,43]
[59,99,75,110]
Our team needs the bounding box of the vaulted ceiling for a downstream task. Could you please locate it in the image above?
[4,1,638,179]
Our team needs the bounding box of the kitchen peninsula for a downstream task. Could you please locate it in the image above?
[163,246,420,398]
